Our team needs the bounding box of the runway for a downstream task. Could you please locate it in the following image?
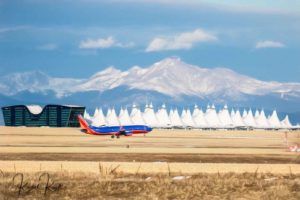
[1,127,299,173]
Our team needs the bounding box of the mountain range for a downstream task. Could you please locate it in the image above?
[0,57,300,124]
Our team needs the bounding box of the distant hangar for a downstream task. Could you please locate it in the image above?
[1,104,85,127]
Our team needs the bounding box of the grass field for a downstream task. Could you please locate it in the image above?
[0,127,300,199]
[1,171,300,199]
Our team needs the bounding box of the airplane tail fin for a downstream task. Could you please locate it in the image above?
[78,115,98,135]
[78,115,89,130]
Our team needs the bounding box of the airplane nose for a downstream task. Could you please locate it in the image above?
[147,126,153,132]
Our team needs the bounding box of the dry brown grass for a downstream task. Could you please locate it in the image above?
[0,171,300,199]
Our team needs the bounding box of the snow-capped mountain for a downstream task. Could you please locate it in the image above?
[1,57,300,124]
[0,71,83,98]
[1,57,300,100]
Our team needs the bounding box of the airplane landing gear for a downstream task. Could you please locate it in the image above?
[111,135,115,139]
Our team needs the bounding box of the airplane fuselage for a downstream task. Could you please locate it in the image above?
[78,115,152,136]
[89,125,152,135]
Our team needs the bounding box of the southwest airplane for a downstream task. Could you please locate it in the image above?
[78,115,152,138]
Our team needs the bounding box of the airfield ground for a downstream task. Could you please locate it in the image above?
[0,127,299,174]
[1,127,300,199]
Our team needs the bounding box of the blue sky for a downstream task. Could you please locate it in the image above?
[0,0,300,82]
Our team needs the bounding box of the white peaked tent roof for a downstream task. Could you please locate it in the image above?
[268,110,282,128]
[130,104,145,125]
[156,104,171,127]
[93,108,99,118]
[91,107,99,126]
[169,108,174,117]
[88,104,294,130]
[255,109,270,128]
[181,108,195,127]
[180,109,187,126]
[254,109,260,119]
[105,108,111,124]
[91,108,107,126]
[118,107,133,125]
[182,109,187,116]
[230,109,236,118]
[142,103,159,127]
[205,104,221,128]
[242,109,248,118]
[119,108,124,117]
[192,106,208,128]
[232,109,245,127]
[281,115,292,128]
[106,108,112,118]
[295,124,300,129]
[106,107,120,126]
[243,109,257,127]
[218,104,234,128]
[84,110,91,120]
[98,108,107,125]
[169,108,183,127]
[192,105,200,118]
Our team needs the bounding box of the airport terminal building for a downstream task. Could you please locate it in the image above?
[1,104,85,127]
